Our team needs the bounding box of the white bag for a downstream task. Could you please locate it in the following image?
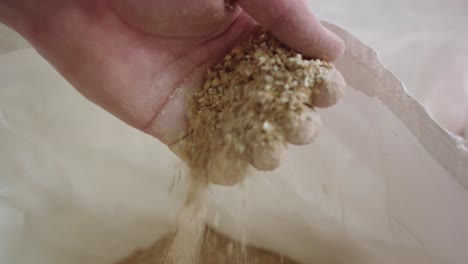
[1,6,467,264]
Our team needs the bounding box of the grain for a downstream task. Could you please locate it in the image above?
[119,31,345,264]
[180,31,342,185]
[118,227,298,264]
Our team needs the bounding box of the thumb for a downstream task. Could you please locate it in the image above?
[238,0,345,61]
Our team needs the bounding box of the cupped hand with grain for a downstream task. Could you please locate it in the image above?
[182,33,346,185]
[0,0,345,183]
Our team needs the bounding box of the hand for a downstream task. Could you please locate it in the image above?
[0,0,344,155]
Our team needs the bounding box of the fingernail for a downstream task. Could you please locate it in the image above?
[323,27,346,61]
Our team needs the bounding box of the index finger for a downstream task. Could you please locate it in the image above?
[238,0,345,61]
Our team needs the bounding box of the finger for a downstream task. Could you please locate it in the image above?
[249,142,286,171]
[238,0,345,61]
[287,107,321,145]
[207,154,248,186]
[169,138,247,186]
[310,66,346,108]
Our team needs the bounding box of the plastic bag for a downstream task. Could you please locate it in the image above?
[1,2,468,264]
[312,0,468,138]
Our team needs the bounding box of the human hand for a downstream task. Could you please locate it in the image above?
[0,0,345,169]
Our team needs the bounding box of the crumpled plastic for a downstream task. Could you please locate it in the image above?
[1,1,468,264]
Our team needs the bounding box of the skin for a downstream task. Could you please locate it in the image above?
[0,0,345,175]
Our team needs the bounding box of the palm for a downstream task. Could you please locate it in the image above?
[24,1,254,143]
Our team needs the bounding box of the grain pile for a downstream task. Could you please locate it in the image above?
[119,31,346,264]
[118,227,297,264]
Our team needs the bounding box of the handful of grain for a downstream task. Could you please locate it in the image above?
[176,31,346,185]
[119,32,347,264]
